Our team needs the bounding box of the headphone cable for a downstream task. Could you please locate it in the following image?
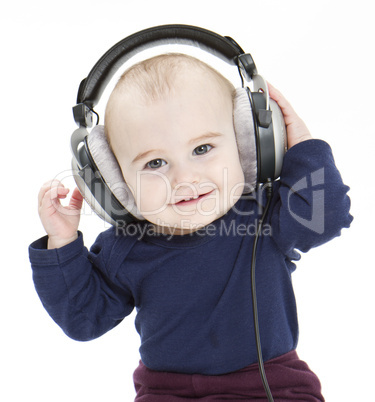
[251,179,274,402]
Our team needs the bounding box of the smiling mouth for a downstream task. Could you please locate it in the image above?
[173,190,214,205]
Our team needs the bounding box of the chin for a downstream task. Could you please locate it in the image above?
[180,212,226,233]
[144,194,238,234]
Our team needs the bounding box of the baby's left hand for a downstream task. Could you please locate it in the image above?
[268,82,312,149]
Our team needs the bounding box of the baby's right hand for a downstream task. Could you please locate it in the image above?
[38,180,84,249]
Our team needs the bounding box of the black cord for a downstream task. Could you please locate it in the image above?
[251,179,274,402]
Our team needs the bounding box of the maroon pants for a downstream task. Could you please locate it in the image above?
[133,350,325,401]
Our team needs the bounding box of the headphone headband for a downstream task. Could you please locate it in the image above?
[75,24,257,114]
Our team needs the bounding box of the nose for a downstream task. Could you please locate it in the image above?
[170,161,200,191]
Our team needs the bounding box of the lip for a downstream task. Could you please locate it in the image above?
[172,190,215,206]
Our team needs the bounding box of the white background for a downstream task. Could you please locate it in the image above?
[1,1,374,401]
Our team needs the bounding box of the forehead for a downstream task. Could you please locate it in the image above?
[111,68,233,125]
[109,68,233,139]
[131,92,231,138]
[120,63,231,106]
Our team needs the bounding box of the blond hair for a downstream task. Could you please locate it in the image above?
[104,53,235,139]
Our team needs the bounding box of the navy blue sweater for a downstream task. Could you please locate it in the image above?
[29,140,352,375]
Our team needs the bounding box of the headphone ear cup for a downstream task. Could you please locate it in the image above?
[233,87,257,193]
[71,153,117,225]
[269,99,287,179]
[71,127,127,225]
[86,125,144,221]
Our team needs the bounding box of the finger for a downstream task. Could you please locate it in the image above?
[267,82,298,122]
[69,188,84,211]
[38,180,66,207]
[40,185,70,216]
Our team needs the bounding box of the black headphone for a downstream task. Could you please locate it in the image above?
[71,24,287,226]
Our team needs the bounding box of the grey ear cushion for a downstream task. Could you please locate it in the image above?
[87,125,144,220]
[233,87,258,193]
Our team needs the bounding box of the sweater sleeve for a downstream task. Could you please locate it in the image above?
[28,230,135,341]
[269,139,353,257]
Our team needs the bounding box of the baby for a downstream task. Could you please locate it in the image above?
[30,54,352,401]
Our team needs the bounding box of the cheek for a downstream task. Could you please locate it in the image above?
[130,171,172,214]
[211,156,245,208]
[209,152,244,188]
[227,163,245,200]
[224,144,245,191]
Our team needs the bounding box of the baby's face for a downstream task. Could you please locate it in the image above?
[108,70,245,234]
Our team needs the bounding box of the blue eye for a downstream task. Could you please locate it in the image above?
[146,159,166,169]
[193,144,212,156]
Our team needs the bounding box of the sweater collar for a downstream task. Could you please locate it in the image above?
[139,207,238,248]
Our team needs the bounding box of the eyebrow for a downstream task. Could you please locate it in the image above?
[132,148,164,164]
[131,132,224,165]
[188,132,224,145]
